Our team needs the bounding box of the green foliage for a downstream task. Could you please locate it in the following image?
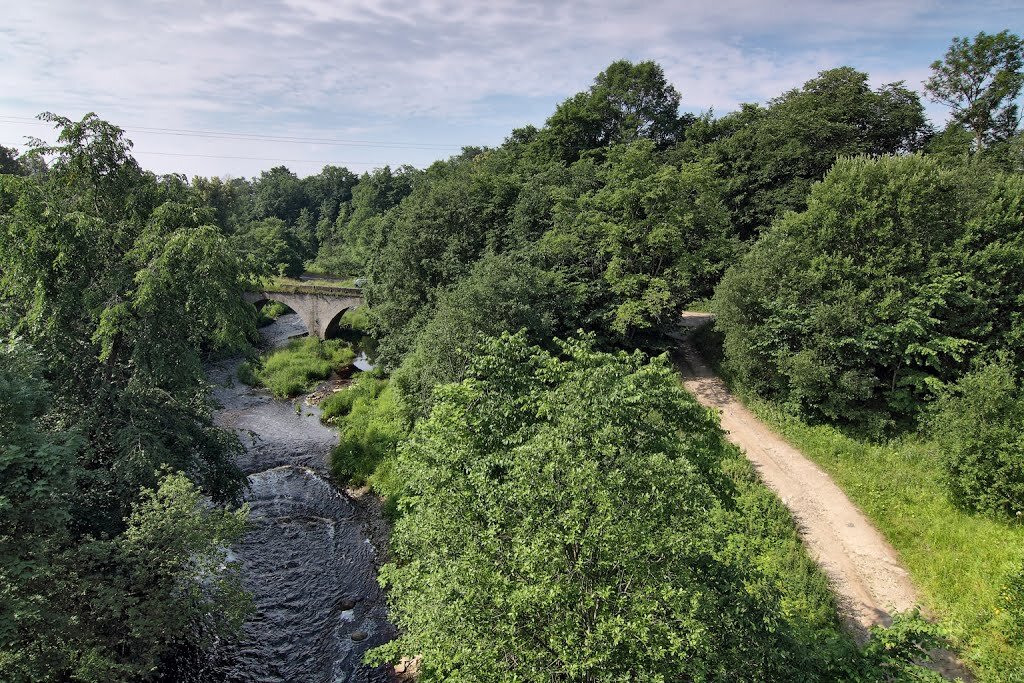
[390,251,570,417]
[538,59,689,163]
[543,140,736,338]
[328,378,408,488]
[0,114,256,679]
[713,153,1024,425]
[1004,563,1024,641]
[366,151,522,364]
[314,165,418,274]
[860,612,947,682]
[0,145,26,176]
[372,332,937,681]
[337,305,369,333]
[693,67,928,238]
[255,300,290,327]
[247,337,355,398]
[715,383,1024,681]
[231,217,305,277]
[926,30,1024,150]
[0,343,251,681]
[931,363,1024,520]
[0,341,77,680]
[0,113,255,521]
[93,471,251,678]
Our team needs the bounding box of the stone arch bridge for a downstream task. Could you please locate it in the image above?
[243,284,363,339]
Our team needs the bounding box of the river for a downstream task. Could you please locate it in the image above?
[205,313,394,682]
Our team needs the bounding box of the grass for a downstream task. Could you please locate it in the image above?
[256,300,291,327]
[749,405,1024,681]
[693,326,1024,682]
[322,374,410,519]
[239,337,355,398]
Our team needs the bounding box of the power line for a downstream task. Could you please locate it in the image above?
[0,115,464,152]
[136,150,385,166]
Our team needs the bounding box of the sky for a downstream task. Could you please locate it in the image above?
[1,0,1020,179]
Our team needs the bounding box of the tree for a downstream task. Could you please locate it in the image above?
[232,217,305,278]
[0,145,23,175]
[0,341,77,680]
[0,342,250,682]
[712,154,1023,426]
[314,165,417,275]
[925,30,1024,150]
[542,140,735,339]
[366,152,519,366]
[371,333,817,680]
[696,68,929,238]
[391,251,572,417]
[539,60,689,163]
[0,112,254,530]
[251,165,304,224]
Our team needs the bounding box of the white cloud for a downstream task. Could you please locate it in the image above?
[0,0,1015,175]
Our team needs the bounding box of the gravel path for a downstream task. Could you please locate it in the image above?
[675,312,970,679]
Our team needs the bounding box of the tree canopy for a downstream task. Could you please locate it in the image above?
[926,30,1024,150]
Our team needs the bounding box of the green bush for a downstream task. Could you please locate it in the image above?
[931,363,1024,520]
[712,155,1024,426]
[243,338,354,398]
[328,380,408,487]
[369,332,941,680]
[236,360,259,386]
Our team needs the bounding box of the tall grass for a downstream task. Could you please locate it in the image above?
[326,376,408,493]
[256,300,291,327]
[239,337,354,398]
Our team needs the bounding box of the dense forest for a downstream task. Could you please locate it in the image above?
[2,29,1022,682]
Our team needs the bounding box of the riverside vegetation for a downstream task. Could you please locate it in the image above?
[1,29,1022,682]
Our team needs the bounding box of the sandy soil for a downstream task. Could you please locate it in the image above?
[675,312,970,679]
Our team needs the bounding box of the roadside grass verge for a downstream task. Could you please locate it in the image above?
[749,405,1024,681]
[693,325,1024,681]
[239,337,355,398]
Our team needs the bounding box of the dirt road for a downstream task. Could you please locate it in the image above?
[674,313,972,679]
[678,339,915,633]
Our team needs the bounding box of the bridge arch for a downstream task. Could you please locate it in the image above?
[243,289,363,339]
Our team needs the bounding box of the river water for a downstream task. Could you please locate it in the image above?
[206,314,393,682]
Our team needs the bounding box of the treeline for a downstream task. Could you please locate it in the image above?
[1,116,257,680]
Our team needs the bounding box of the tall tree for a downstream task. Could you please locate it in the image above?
[0,113,254,530]
[0,145,23,175]
[696,67,928,238]
[925,30,1024,150]
[539,60,690,163]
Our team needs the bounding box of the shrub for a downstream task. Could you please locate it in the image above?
[931,363,1024,520]
[712,155,1024,426]
[255,300,290,327]
[236,360,259,386]
[328,381,408,487]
